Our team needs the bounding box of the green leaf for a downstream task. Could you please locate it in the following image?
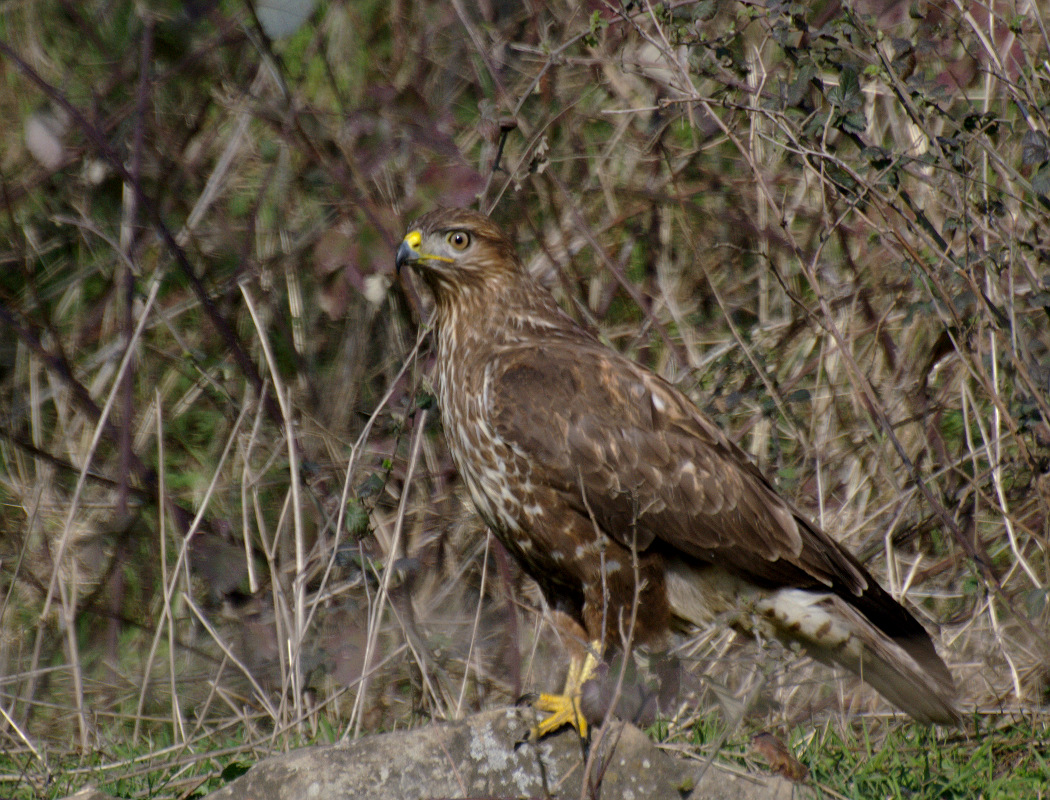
[1031,164,1050,198]
[1022,130,1050,166]
[842,110,868,135]
[829,65,863,112]
[345,500,371,537]
[220,762,251,782]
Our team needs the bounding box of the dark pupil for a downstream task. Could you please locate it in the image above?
[453,234,464,245]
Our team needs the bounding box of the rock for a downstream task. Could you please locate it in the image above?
[202,706,797,800]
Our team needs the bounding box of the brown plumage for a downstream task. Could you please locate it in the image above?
[395,207,958,725]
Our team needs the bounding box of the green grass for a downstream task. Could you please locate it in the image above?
[657,712,1050,799]
[800,717,1050,799]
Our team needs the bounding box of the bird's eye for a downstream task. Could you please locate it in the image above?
[447,231,471,251]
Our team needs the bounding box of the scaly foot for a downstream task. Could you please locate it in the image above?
[527,643,600,740]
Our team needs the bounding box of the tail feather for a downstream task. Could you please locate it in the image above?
[663,559,959,723]
[761,589,959,724]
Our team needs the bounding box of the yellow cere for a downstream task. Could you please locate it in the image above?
[400,228,453,264]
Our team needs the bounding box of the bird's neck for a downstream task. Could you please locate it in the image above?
[430,275,584,404]
[433,276,578,354]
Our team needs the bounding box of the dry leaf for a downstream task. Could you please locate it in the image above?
[751,731,809,783]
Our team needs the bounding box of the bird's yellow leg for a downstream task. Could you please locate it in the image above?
[529,641,600,740]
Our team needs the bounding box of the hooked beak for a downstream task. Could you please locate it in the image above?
[395,230,422,274]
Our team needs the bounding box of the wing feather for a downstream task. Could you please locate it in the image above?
[488,339,850,583]
[486,338,948,669]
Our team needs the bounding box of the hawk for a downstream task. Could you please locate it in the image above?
[395,207,958,735]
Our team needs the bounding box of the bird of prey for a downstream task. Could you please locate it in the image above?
[395,207,958,736]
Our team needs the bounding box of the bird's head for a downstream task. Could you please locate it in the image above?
[395,207,523,302]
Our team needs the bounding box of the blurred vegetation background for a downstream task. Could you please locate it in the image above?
[0,0,1048,796]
